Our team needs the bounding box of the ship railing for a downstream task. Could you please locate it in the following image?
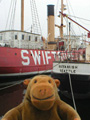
[55,51,84,62]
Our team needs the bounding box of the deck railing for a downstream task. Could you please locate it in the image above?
[55,51,84,62]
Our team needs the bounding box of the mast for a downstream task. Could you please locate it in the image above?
[60,0,64,38]
[69,22,71,51]
[60,0,66,39]
[21,0,24,31]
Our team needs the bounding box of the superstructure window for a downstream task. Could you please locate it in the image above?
[29,36,31,41]
[0,36,2,40]
[15,35,18,40]
[22,35,24,40]
[35,37,37,42]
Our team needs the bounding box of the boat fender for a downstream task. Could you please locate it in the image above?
[23,79,31,86]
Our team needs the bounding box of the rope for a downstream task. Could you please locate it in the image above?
[0,54,61,91]
[68,15,90,22]
[5,0,13,29]
[0,61,60,91]
[68,72,77,111]
[9,1,15,29]
[0,80,24,91]
[11,0,17,30]
[29,0,42,35]
[38,53,78,112]
[5,0,17,30]
[9,0,17,30]
[66,0,82,35]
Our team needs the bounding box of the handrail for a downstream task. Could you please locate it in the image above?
[55,51,83,62]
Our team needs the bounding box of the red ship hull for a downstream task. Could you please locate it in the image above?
[0,47,85,83]
[0,47,59,82]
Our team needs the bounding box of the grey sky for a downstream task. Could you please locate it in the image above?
[0,0,90,38]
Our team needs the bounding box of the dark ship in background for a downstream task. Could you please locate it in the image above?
[51,0,90,120]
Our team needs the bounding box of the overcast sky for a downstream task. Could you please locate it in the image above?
[0,0,90,38]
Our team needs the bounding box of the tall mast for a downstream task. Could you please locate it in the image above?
[60,0,64,38]
[21,0,24,31]
[60,0,66,38]
[69,22,71,51]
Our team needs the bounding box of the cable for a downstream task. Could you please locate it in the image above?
[55,0,60,19]
[68,15,90,22]
[11,0,17,29]
[0,80,23,91]
[9,0,16,30]
[68,73,77,111]
[5,0,17,30]
[0,59,60,91]
[29,0,42,35]
[5,0,13,30]
[66,0,82,35]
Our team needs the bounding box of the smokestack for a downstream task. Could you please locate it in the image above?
[47,5,56,50]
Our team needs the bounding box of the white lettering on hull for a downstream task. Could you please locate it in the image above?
[30,50,41,65]
[21,50,30,65]
[45,51,51,64]
[21,50,56,66]
[42,51,46,64]
[51,51,56,58]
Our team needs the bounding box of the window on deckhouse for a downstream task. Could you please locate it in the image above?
[22,35,24,40]
[0,36,2,40]
[15,35,17,40]
[29,36,31,41]
[35,37,37,42]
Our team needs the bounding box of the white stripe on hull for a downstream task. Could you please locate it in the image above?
[0,70,51,77]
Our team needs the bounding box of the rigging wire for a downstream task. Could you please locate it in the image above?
[68,15,90,22]
[5,0,13,30]
[69,15,90,27]
[0,60,61,91]
[9,0,16,30]
[54,0,59,38]
[0,80,24,91]
[64,0,90,37]
[66,0,82,35]
[29,0,42,35]
[64,17,77,37]
[9,0,15,29]
[11,0,17,29]
[5,0,17,30]
[68,73,77,111]
[64,17,83,50]
[24,0,31,32]
[55,0,60,19]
